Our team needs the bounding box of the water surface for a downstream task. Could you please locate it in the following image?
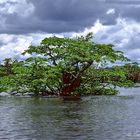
[0,88,140,140]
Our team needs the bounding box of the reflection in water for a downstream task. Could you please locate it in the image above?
[0,88,140,140]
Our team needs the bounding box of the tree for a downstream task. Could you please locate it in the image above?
[17,32,130,96]
[0,58,15,92]
[0,33,134,96]
[124,62,140,83]
[0,58,13,77]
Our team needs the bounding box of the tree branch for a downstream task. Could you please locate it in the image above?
[76,61,93,78]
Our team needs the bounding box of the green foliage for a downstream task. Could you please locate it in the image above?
[77,65,134,95]
[123,62,140,83]
[0,75,16,92]
[0,33,135,96]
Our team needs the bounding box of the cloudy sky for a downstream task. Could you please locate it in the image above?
[0,0,140,63]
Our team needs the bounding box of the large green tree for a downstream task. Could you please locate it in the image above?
[16,33,130,96]
[0,33,134,96]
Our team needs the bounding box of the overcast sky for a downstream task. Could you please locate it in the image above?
[0,0,140,63]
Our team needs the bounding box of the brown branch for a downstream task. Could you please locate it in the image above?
[76,61,93,78]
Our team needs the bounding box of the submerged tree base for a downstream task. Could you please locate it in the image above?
[61,95,81,101]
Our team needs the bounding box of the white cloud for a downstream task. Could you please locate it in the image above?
[0,33,65,61]
[70,18,140,63]
[71,20,105,38]
[0,0,35,17]
[1,17,140,63]
[106,8,115,15]
[0,34,32,61]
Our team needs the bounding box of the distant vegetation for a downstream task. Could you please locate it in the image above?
[0,33,138,97]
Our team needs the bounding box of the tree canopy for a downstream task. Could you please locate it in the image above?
[0,33,134,96]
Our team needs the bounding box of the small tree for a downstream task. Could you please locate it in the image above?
[0,59,16,92]
[124,62,140,83]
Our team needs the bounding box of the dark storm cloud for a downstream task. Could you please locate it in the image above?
[0,0,119,34]
[120,7,140,22]
[106,0,140,22]
[106,0,140,5]
[30,0,108,21]
[1,0,140,34]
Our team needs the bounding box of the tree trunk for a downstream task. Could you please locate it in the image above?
[60,61,93,96]
[60,72,81,96]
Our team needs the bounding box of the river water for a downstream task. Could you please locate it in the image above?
[0,88,140,140]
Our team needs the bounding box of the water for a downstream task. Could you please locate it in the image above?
[0,88,140,140]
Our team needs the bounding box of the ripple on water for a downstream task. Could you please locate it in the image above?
[0,88,140,139]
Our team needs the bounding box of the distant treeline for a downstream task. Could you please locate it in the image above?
[124,63,140,83]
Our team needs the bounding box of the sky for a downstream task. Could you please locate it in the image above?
[0,0,140,63]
